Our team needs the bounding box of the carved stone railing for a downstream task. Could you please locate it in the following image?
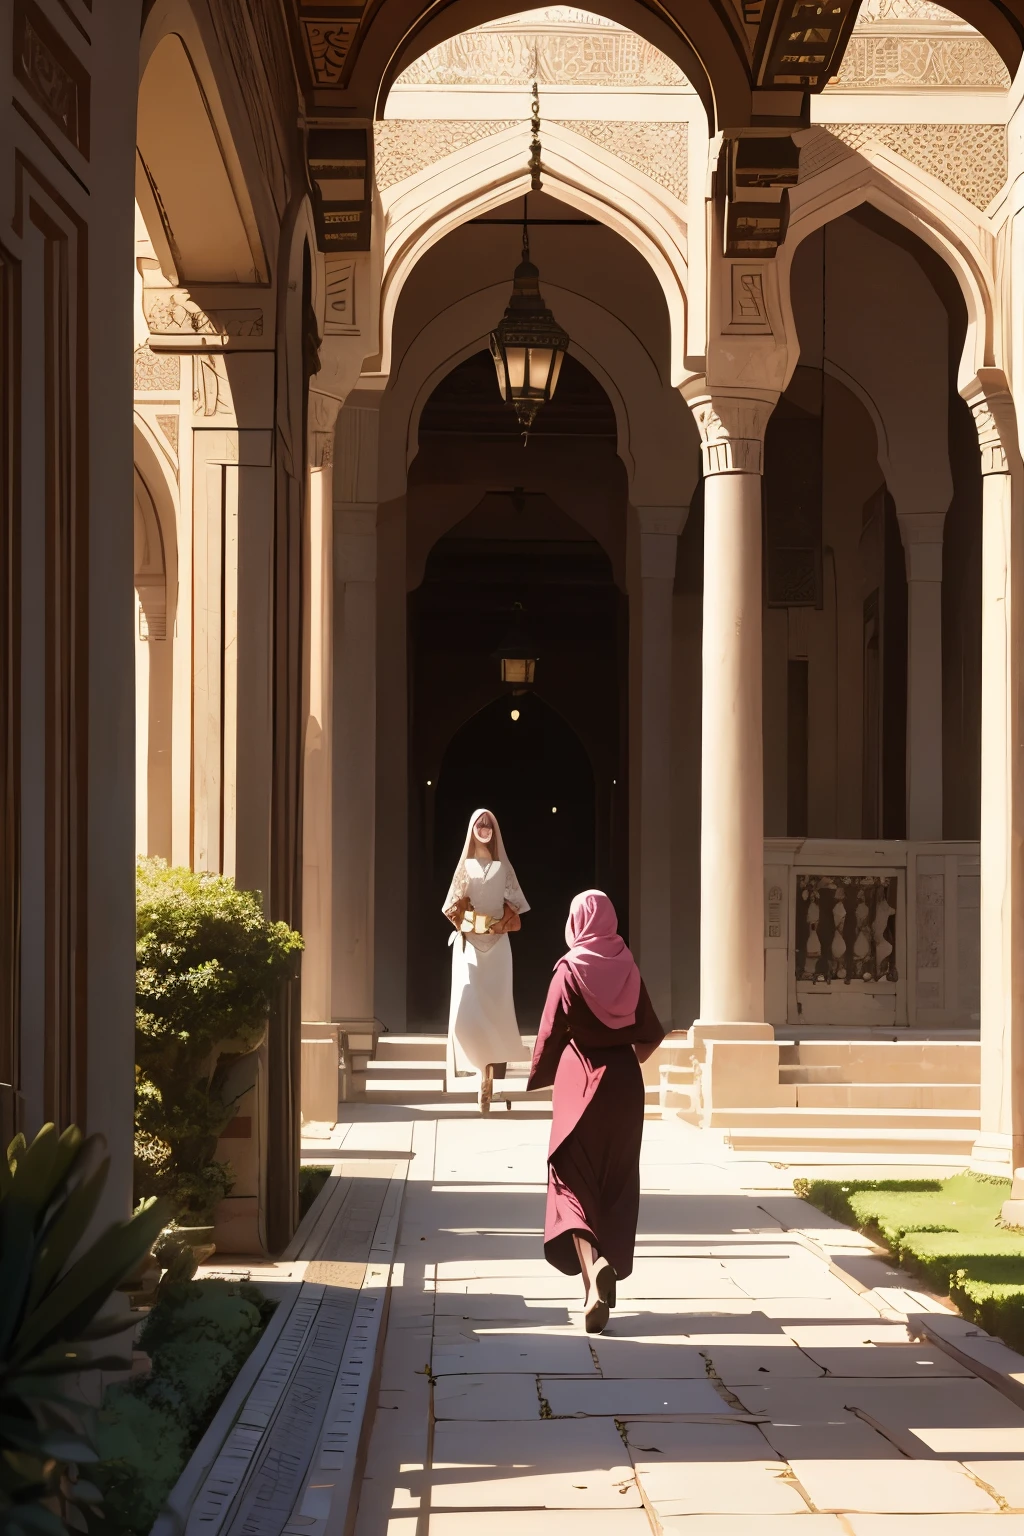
[764,838,980,1030]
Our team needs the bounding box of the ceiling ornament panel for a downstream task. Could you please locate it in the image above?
[798,122,1007,208]
[829,0,1009,85]
[830,33,1009,85]
[373,117,689,203]
[553,120,689,201]
[373,120,520,190]
[395,26,688,86]
[295,3,366,88]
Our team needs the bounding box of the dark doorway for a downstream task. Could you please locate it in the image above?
[432,695,597,1028]
[406,346,628,1030]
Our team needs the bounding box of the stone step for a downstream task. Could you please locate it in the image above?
[722,1125,979,1154]
[779,1065,845,1083]
[794,1082,979,1110]
[777,1040,980,1084]
[365,1060,446,1080]
[706,1105,979,1131]
[376,1033,447,1061]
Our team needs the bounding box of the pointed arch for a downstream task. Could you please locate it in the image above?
[378,120,693,385]
[782,147,997,392]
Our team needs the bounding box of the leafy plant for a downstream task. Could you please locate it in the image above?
[89,1280,275,1535]
[134,859,303,1224]
[0,1123,167,1536]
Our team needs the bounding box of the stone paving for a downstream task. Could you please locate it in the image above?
[339,1102,1024,1534]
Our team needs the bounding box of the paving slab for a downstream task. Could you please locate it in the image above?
[962,1459,1024,1506]
[703,1343,825,1382]
[589,1335,709,1377]
[622,1419,777,1460]
[788,1460,1001,1514]
[657,1519,844,1534]
[643,1462,811,1516]
[541,1376,732,1417]
[428,1512,654,1533]
[729,1376,1024,1457]
[432,1295,572,1324]
[844,1520,1024,1534]
[433,1329,598,1375]
[433,1373,544,1420]
[429,1419,642,1508]
[617,1260,749,1300]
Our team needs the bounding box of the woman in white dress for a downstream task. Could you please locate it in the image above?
[443,808,530,1112]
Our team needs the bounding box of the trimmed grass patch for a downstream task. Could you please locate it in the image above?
[795,1172,1024,1352]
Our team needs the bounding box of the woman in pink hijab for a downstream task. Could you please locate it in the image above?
[528,890,664,1333]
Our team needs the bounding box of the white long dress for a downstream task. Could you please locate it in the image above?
[448,858,529,1074]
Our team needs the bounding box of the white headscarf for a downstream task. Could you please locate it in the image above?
[442,807,530,918]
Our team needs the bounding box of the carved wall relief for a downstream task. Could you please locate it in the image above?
[134,347,181,392]
[374,118,688,202]
[554,121,688,202]
[13,0,90,155]
[819,122,1007,209]
[145,290,264,338]
[829,0,1009,87]
[396,25,689,86]
[373,121,519,190]
[156,415,180,457]
[302,18,362,84]
[729,267,770,329]
[323,258,357,333]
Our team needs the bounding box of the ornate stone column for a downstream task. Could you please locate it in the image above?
[636,506,688,1024]
[300,390,342,1129]
[899,512,946,840]
[964,372,1024,1177]
[686,389,777,1029]
[332,398,381,1034]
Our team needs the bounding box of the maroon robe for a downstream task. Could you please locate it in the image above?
[528,963,664,1279]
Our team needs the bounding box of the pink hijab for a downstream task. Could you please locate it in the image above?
[561,890,641,1029]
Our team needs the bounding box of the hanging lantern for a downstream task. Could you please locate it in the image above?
[494,602,539,687]
[489,83,570,435]
[489,248,570,434]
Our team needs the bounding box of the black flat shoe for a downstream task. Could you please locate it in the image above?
[585,1259,616,1333]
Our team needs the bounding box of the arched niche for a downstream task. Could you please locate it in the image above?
[137,33,266,284]
[133,426,178,863]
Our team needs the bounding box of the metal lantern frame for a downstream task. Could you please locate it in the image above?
[494,601,539,688]
[489,84,570,435]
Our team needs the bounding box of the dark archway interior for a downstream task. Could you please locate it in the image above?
[407,349,628,1029]
[433,696,597,1027]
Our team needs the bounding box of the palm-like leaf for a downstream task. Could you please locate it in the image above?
[0,1125,168,1535]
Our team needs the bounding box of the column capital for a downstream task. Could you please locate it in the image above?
[962,369,1020,477]
[898,511,946,579]
[308,388,343,469]
[636,504,688,537]
[681,385,778,477]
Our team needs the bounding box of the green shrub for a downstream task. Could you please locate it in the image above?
[299,1165,332,1219]
[135,859,303,1223]
[796,1172,1024,1353]
[91,1280,275,1535]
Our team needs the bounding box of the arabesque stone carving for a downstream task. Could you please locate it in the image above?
[829,0,1008,87]
[816,122,1007,209]
[554,121,688,202]
[374,121,520,191]
[374,118,688,202]
[396,25,688,87]
[134,346,181,392]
